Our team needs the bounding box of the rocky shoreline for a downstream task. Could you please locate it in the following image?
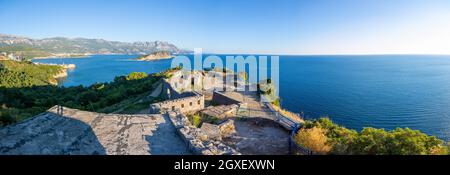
[53,70,68,79]
[49,69,68,85]
[32,62,75,85]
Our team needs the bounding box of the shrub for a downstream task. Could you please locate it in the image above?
[126,72,148,81]
[297,118,448,155]
[187,113,220,128]
[271,98,280,107]
[0,111,16,126]
[294,127,332,154]
[188,113,202,128]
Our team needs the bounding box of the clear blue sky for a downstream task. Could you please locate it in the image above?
[1,0,450,54]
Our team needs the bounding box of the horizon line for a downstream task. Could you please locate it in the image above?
[3,33,450,56]
[201,52,450,56]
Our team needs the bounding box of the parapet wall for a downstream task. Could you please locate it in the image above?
[166,111,240,155]
[212,91,242,105]
[160,79,184,99]
[149,92,205,114]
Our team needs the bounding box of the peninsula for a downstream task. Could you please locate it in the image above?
[135,51,174,61]
[0,60,69,87]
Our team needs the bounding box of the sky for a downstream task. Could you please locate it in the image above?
[1,0,450,55]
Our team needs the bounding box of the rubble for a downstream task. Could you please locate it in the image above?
[167,112,241,155]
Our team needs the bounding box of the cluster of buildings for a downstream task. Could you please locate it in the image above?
[0,52,25,61]
[149,69,248,116]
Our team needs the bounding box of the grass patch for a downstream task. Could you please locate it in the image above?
[187,113,220,128]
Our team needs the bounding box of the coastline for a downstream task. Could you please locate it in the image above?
[32,54,92,60]
[31,62,74,85]
[53,70,68,79]
[135,51,174,61]
[135,56,174,61]
[49,65,70,85]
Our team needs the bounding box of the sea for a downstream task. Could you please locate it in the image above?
[33,54,450,141]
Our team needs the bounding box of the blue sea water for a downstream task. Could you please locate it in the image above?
[33,54,450,141]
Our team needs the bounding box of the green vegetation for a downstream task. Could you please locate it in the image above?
[153,65,182,79]
[0,110,15,126]
[0,67,180,126]
[294,127,332,154]
[258,78,281,107]
[126,72,148,81]
[271,98,281,107]
[0,60,64,88]
[188,113,203,128]
[188,113,220,128]
[295,118,449,155]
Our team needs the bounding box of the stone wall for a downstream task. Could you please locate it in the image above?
[149,92,205,114]
[263,100,301,131]
[160,79,184,100]
[167,111,240,155]
[200,104,239,119]
[212,91,242,105]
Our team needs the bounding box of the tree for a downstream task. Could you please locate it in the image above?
[0,111,16,126]
[294,127,332,154]
[126,72,148,81]
[297,118,448,155]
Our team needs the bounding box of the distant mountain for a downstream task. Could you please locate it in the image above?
[0,34,189,56]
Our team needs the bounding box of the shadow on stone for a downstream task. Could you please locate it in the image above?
[145,115,191,155]
[222,117,290,155]
[0,111,107,155]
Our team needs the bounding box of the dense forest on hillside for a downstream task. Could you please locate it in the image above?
[0,60,64,87]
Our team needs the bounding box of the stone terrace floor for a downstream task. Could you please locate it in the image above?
[0,106,191,155]
[220,90,278,120]
[223,118,290,155]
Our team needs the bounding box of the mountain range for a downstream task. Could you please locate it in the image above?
[0,34,189,58]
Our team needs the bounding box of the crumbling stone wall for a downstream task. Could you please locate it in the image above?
[149,92,205,114]
[167,111,240,155]
[212,91,242,105]
[160,79,184,100]
[200,104,239,119]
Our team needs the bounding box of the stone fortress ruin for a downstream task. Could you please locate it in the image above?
[0,69,301,155]
[145,69,299,155]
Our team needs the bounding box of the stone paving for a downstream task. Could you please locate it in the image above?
[0,106,190,155]
[223,118,290,155]
[221,90,278,120]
